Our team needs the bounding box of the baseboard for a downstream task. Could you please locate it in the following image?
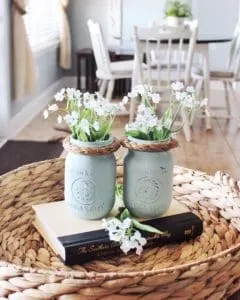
[0,138,7,148]
[8,78,64,139]
[7,76,87,140]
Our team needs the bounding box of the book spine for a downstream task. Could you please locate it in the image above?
[64,218,203,265]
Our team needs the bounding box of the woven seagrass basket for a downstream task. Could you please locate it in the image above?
[0,157,240,299]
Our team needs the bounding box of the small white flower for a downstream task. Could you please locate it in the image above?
[109,231,123,242]
[171,81,184,91]
[176,91,187,102]
[151,93,161,104]
[43,109,49,119]
[48,104,59,111]
[200,98,208,108]
[175,91,182,101]
[122,96,129,104]
[95,107,105,116]
[103,216,149,256]
[136,85,145,95]
[128,91,138,98]
[106,218,122,231]
[132,230,147,246]
[55,91,65,102]
[122,217,132,229]
[66,88,76,99]
[77,100,82,108]
[136,245,143,255]
[131,230,147,255]
[103,218,126,242]
[138,104,146,113]
[57,115,63,124]
[74,89,82,99]
[64,111,79,126]
[80,118,90,135]
[83,92,91,101]
[182,94,196,109]
[147,116,158,128]
[186,86,195,94]
[93,121,99,131]
[120,237,134,254]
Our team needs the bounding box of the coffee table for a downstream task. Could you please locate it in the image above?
[0,158,239,299]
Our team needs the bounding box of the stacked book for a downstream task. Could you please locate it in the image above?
[32,199,203,265]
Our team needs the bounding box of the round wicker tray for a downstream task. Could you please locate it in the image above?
[0,158,240,299]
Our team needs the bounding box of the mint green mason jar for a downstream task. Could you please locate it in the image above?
[123,138,174,218]
[64,137,116,220]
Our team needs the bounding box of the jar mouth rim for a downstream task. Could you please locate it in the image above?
[70,136,113,148]
[127,136,171,145]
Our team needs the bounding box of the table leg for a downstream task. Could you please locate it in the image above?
[77,55,81,90]
[199,44,212,130]
[132,43,144,89]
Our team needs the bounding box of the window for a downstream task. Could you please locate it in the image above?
[24,0,60,51]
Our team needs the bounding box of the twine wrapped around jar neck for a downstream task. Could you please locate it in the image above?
[121,137,178,152]
[63,136,121,156]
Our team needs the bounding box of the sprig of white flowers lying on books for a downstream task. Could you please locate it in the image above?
[103,186,165,255]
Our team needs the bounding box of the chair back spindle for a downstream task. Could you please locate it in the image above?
[87,19,112,78]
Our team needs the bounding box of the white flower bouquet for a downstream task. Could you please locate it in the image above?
[125,82,205,141]
[44,88,126,142]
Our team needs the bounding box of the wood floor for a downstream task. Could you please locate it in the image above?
[10,84,240,180]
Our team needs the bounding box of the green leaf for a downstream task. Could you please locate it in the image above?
[132,219,166,234]
[115,183,123,198]
[125,130,141,138]
[119,208,131,221]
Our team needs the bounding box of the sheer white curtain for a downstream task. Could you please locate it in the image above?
[12,0,36,100]
[24,0,59,50]
[58,0,71,69]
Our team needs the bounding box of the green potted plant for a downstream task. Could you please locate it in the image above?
[43,89,127,220]
[165,0,192,26]
[121,83,205,218]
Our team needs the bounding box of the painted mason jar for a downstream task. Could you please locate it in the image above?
[123,138,174,218]
[64,137,116,220]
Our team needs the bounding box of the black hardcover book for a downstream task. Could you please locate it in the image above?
[32,200,203,265]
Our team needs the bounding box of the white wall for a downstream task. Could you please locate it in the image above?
[68,0,109,50]
[192,0,239,69]
[68,0,240,71]
[121,0,166,45]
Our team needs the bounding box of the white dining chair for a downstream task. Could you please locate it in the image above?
[131,20,199,142]
[87,19,134,101]
[192,22,240,127]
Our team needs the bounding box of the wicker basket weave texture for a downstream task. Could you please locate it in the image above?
[0,158,240,299]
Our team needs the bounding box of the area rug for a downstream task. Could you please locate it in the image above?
[0,140,63,175]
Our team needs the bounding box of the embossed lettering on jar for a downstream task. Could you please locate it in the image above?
[64,137,116,220]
